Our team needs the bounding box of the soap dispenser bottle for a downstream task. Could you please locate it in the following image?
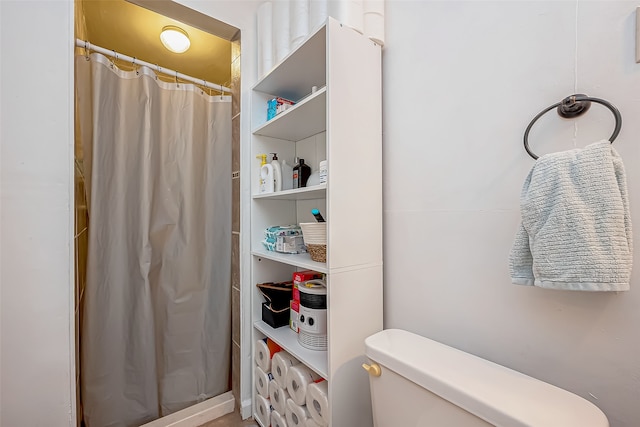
[270,153,282,192]
[293,158,311,188]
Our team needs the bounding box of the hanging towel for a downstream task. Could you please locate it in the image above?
[510,140,632,291]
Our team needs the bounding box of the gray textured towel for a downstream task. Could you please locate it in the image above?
[510,140,632,291]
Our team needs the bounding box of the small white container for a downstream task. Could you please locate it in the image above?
[319,160,327,184]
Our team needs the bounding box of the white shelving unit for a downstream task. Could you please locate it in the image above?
[249,18,382,427]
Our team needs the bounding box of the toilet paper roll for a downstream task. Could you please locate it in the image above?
[363,0,383,15]
[257,1,273,79]
[255,394,273,427]
[308,0,327,32]
[305,418,322,427]
[255,365,274,398]
[271,409,288,427]
[272,350,300,388]
[290,0,310,50]
[273,0,291,63]
[306,380,329,426]
[285,398,311,427]
[363,0,384,46]
[328,0,364,34]
[269,379,291,415]
[286,364,323,406]
[255,338,282,372]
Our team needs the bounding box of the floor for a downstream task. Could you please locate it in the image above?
[198,409,258,427]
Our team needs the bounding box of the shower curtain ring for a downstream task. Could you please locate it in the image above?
[109,50,117,69]
[84,41,90,61]
[175,70,179,86]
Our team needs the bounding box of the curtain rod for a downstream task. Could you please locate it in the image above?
[76,39,231,93]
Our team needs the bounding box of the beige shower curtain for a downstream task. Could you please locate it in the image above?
[76,53,232,427]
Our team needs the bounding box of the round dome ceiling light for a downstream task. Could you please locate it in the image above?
[160,26,191,53]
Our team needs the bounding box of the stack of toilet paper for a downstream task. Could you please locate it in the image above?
[306,380,329,426]
[283,364,329,426]
[256,0,386,79]
[272,350,301,389]
[255,393,274,427]
[255,338,329,426]
[254,338,283,426]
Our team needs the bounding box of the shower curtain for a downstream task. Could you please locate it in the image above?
[76,53,232,427]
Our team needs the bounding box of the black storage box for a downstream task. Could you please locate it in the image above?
[261,302,290,329]
[257,281,293,328]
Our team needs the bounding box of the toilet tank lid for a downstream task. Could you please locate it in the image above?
[365,329,609,427]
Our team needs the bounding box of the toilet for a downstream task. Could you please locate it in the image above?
[364,329,609,427]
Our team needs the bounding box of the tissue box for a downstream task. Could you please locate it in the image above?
[263,225,305,253]
[292,270,323,301]
[265,225,302,239]
[293,270,323,285]
[267,97,295,120]
[276,235,306,254]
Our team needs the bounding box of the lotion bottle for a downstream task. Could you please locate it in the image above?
[270,153,282,192]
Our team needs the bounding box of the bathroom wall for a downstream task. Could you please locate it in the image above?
[0,1,75,426]
[383,2,640,426]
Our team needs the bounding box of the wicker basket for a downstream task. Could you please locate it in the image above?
[306,243,327,263]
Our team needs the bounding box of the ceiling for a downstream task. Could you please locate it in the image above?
[80,0,232,88]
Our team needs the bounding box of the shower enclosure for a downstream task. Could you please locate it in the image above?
[75,47,232,426]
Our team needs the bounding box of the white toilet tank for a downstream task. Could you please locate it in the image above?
[364,329,609,427]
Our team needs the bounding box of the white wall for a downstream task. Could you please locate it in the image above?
[383,2,640,426]
[0,1,75,426]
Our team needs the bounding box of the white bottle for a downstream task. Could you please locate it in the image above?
[281,160,294,190]
[260,163,275,193]
[319,160,327,183]
[270,153,282,192]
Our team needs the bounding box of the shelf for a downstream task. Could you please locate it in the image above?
[249,18,382,426]
[252,87,326,141]
[254,414,266,427]
[253,24,327,101]
[254,320,328,379]
[252,248,328,273]
[252,183,326,200]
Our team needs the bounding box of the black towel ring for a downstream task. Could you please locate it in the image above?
[523,94,622,160]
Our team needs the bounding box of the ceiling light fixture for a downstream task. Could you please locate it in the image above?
[160,26,191,53]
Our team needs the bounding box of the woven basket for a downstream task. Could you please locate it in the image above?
[307,243,327,263]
